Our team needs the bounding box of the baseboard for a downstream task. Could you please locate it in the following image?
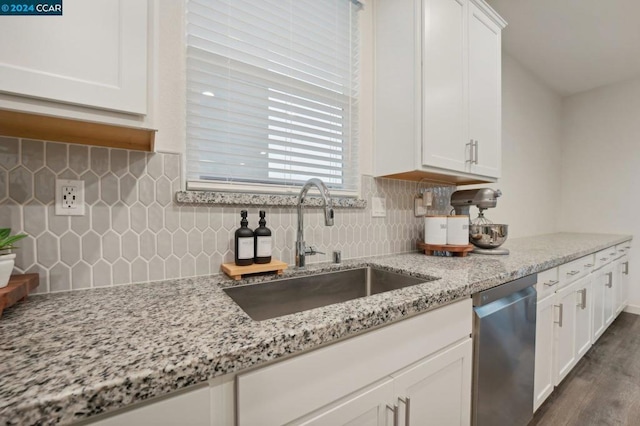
[624,304,640,316]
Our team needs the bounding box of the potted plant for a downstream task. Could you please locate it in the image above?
[0,228,28,288]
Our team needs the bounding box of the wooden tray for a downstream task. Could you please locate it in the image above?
[221,259,288,281]
[0,273,39,318]
[417,242,474,257]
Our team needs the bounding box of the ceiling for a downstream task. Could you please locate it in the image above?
[486,0,640,96]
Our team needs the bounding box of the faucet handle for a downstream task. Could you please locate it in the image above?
[306,246,325,256]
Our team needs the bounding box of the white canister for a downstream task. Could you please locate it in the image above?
[447,215,470,245]
[424,216,448,245]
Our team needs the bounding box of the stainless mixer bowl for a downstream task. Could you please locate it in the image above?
[469,224,508,249]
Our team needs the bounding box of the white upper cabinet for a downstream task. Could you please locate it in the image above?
[0,0,148,115]
[467,1,502,177]
[421,0,467,174]
[374,0,506,184]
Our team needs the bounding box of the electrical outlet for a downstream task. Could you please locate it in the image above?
[414,197,428,217]
[55,179,85,216]
[371,197,386,217]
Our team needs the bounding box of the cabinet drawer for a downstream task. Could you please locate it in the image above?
[615,242,632,258]
[236,298,472,426]
[558,255,594,288]
[594,248,615,270]
[536,267,559,299]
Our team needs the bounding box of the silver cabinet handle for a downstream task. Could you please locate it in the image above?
[610,252,616,257]
[474,140,479,164]
[624,261,629,275]
[398,396,410,426]
[600,257,608,262]
[619,249,625,253]
[554,304,564,327]
[387,403,399,426]
[606,272,613,288]
[584,263,594,268]
[544,279,559,287]
[567,270,580,276]
[577,288,587,309]
[466,140,474,164]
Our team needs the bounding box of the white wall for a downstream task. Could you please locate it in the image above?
[466,54,562,238]
[558,75,640,310]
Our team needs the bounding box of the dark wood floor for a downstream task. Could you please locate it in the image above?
[530,312,640,426]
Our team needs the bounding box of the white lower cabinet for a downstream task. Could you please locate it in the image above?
[297,378,395,426]
[300,339,472,426]
[574,275,593,361]
[392,339,472,426]
[534,291,555,411]
[592,266,607,341]
[237,299,472,426]
[615,255,630,315]
[553,278,580,385]
[534,241,633,414]
[603,264,617,327]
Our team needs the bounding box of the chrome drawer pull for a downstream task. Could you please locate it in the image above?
[544,280,559,287]
[600,257,608,262]
[567,270,580,276]
[624,261,629,275]
[606,272,613,288]
[584,263,594,268]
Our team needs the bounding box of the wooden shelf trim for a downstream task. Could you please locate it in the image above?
[0,109,156,152]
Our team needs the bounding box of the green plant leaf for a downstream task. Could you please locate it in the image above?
[0,228,10,240]
[0,232,28,251]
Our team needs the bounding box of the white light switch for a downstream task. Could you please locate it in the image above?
[371,197,386,217]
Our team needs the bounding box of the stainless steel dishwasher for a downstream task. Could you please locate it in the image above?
[472,273,537,426]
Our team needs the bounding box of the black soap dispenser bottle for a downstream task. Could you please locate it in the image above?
[234,210,254,266]
[254,210,272,264]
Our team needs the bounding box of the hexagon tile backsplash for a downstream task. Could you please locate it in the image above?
[0,136,455,294]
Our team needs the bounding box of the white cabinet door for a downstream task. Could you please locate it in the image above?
[592,268,607,341]
[421,0,468,173]
[392,339,472,426]
[574,275,593,361]
[553,279,579,385]
[603,264,616,327]
[534,292,555,412]
[296,379,394,426]
[467,1,502,178]
[0,0,148,114]
[615,256,629,315]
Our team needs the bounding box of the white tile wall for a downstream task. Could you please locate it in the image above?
[0,137,455,293]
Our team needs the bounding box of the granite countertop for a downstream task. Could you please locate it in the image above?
[0,232,632,425]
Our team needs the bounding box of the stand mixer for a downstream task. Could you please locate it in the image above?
[450,188,509,255]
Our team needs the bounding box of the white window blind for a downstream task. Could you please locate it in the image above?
[186,0,360,194]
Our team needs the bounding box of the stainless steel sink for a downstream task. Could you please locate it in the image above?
[223,267,432,321]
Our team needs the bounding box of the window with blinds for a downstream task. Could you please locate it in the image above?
[185,0,361,195]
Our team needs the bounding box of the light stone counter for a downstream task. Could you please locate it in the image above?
[0,232,632,425]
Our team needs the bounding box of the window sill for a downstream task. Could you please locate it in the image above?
[175,191,367,209]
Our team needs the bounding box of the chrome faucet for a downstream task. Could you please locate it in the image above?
[296,178,334,268]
